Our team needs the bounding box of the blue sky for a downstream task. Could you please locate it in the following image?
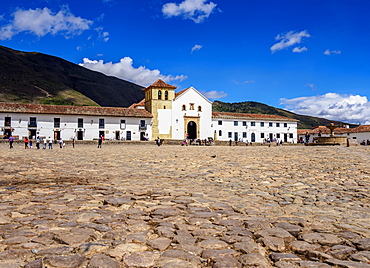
[1,0,370,125]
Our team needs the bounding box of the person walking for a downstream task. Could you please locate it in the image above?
[24,137,29,149]
[36,136,41,150]
[42,137,47,149]
[8,135,14,149]
[48,137,53,149]
[98,135,103,148]
[59,138,63,148]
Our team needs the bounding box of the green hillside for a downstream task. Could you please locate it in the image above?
[212,100,358,129]
[0,45,144,107]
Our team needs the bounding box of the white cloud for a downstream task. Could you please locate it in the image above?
[191,44,203,53]
[305,83,315,88]
[280,93,370,125]
[292,46,308,53]
[200,90,227,99]
[79,57,188,87]
[270,30,310,53]
[0,6,92,40]
[95,26,109,42]
[162,0,218,23]
[324,49,341,55]
[233,80,255,85]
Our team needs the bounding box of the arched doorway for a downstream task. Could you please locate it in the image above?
[187,121,197,139]
[251,132,256,142]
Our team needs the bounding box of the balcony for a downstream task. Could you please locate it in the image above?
[139,124,147,130]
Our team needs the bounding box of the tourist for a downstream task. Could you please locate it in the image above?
[48,137,53,149]
[42,137,47,149]
[29,139,33,149]
[98,135,103,148]
[156,137,161,146]
[72,137,75,148]
[59,138,63,148]
[8,135,14,149]
[229,139,232,146]
[24,136,29,149]
[36,136,41,150]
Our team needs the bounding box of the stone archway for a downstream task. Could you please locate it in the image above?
[187,121,197,139]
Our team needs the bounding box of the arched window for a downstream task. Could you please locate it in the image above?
[165,91,168,100]
[219,130,222,137]
[182,105,186,111]
[198,106,202,112]
[158,90,162,100]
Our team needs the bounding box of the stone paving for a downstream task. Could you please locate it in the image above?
[0,143,370,268]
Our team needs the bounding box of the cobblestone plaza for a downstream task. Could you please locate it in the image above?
[1,144,370,267]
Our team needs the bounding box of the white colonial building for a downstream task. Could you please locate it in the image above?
[0,79,298,143]
[0,103,152,141]
[212,112,297,143]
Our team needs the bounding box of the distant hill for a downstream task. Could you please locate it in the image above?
[0,45,144,107]
[212,100,358,129]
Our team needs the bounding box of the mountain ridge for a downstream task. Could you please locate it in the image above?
[212,100,358,129]
[0,45,145,107]
[0,45,356,129]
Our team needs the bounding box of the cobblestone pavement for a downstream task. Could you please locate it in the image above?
[1,143,370,268]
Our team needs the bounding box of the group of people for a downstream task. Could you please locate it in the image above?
[181,137,214,146]
[8,136,69,149]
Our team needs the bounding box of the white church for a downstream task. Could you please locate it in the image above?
[0,79,298,143]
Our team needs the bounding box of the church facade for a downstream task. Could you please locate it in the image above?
[0,79,298,143]
[137,79,298,143]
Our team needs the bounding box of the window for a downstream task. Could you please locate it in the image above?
[182,105,186,111]
[228,132,232,138]
[165,91,168,100]
[219,130,222,136]
[276,123,280,127]
[276,133,280,139]
[5,117,11,127]
[190,103,194,110]
[242,121,247,126]
[251,122,256,126]
[54,118,60,128]
[158,90,162,100]
[218,120,222,125]
[120,119,126,129]
[99,118,105,129]
[269,122,273,127]
[289,133,293,139]
[261,133,265,138]
[139,120,146,130]
[198,106,202,112]
[284,123,288,128]
[260,122,264,127]
[234,121,238,126]
[29,117,37,127]
[243,132,247,138]
[78,118,83,128]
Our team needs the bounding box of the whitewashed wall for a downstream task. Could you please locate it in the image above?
[172,87,213,140]
[0,113,152,141]
[212,118,297,143]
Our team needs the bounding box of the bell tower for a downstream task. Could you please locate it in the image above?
[144,79,176,139]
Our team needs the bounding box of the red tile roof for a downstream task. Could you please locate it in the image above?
[0,103,152,118]
[212,112,298,121]
[352,125,370,133]
[175,88,189,98]
[144,79,177,91]
[128,99,145,109]
[297,125,354,135]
